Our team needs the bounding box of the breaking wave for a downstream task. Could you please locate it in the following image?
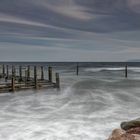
[84,67,140,73]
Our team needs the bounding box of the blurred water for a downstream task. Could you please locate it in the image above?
[0,62,140,140]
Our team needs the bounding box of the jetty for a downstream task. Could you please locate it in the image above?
[0,65,60,93]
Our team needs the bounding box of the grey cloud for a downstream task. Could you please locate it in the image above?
[0,0,140,35]
[0,0,140,61]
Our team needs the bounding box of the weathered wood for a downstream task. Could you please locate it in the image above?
[12,65,16,77]
[48,67,52,82]
[0,64,60,93]
[41,66,44,80]
[27,65,30,81]
[6,65,9,80]
[125,65,128,78]
[25,70,28,86]
[76,63,79,76]
[2,64,5,77]
[55,73,60,89]
[11,76,15,92]
[0,65,1,75]
[34,66,38,89]
[19,66,22,81]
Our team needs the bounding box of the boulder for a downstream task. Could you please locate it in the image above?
[126,127,140,135]
[107,124,140,140]
[132,134,140,140]
[107,119,140,140]
[121,118,140,131]
[107,129,135,140]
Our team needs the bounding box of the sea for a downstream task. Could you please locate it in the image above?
[0,62,140,140]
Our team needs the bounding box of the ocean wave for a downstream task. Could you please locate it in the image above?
[0,65,140,140]
[84,67,140,73]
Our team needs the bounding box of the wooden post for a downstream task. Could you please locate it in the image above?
[25,70,28,86]
[76,63,79,76]
[12,65,15,77]
[19,66,22,82]
[125,65,128,78]
[2,64,5,77]
[48,67,52,82]
[0,65,1,74]
[41,66,44,80]
[55,73,60,89]
[11,76,15,92]
[27,65,30,81]
[34,66,38,89]
[5,65,9,81]
[12,65,14,76]
[0,65,1,75]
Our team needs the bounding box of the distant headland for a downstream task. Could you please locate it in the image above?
[127,59,140,62]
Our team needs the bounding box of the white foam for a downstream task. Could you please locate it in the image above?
[128,67,140,72]
[85,67,124,72]
[0,79,140,140]
[85,67,140,73]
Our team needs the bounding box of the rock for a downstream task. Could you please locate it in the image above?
[126,127,140,135]
[121,118,140,131]
[107,129,135,140]
[107,119,140,140]
[107,127,140,140]
[132,134,140,140]
[107,129,125,140]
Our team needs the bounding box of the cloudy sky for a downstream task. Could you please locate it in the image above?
[0,0,140,61]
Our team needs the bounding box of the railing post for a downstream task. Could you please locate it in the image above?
[41,66,44,80]
[55,73,60,89]
[48,67,52,82]
[34,66,38,89]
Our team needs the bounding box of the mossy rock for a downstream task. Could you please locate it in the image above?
[121,118,140,130]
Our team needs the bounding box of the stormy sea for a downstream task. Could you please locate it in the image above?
[0,62,140,140]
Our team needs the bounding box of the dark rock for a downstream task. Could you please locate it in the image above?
[121,118,140,130]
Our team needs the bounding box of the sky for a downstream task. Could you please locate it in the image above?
[0,0,140,62]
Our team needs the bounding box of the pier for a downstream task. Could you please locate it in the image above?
[0,65,60,93]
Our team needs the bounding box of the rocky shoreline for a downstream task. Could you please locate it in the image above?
[107,118,140,140]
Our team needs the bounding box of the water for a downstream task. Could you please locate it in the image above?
[0,62,140,140]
